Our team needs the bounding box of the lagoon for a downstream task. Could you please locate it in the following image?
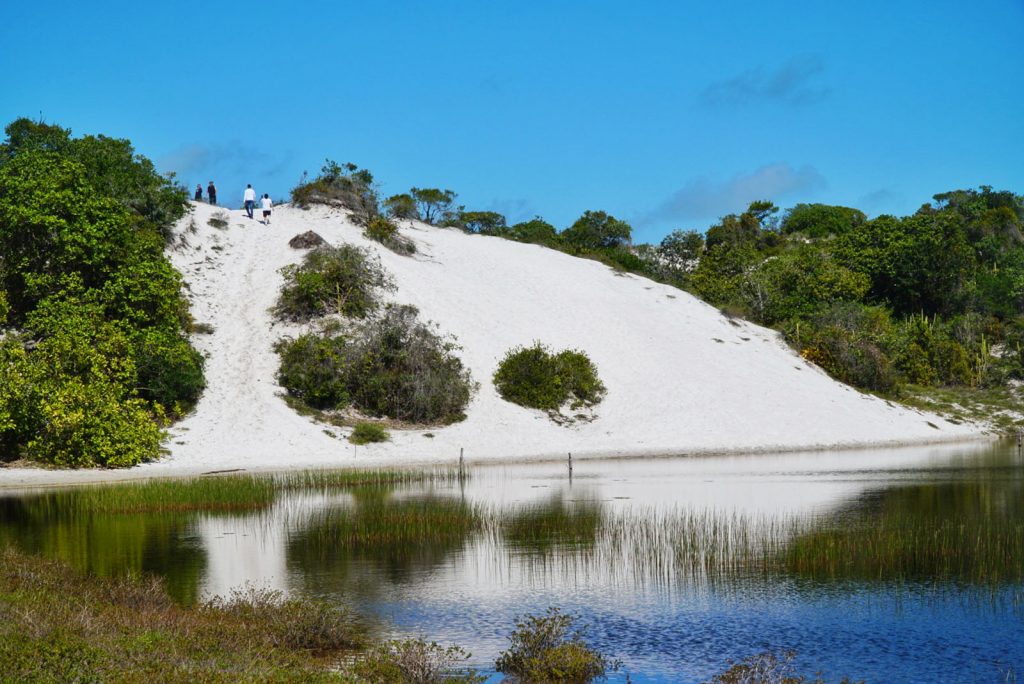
[1,442,1021,682]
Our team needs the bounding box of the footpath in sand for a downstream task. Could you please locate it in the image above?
[0,202,988,487]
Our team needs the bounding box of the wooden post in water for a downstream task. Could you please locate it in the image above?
[458,447,465,481]
[568,452,573,478]
[1017,429,1022,456]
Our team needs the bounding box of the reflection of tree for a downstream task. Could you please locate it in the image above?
[285,488,482,597]
[784,474,1024,585]
[502,494,603,554]
[0,493,207,604]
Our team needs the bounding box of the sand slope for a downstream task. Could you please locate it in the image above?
[0,201,987,485]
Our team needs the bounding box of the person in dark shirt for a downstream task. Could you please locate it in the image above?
[207,181,217,205]
[194,184,203,201]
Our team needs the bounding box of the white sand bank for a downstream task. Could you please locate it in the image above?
[0,202,989,488]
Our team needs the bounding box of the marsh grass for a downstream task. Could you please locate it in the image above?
[275,467,465,491]
[489,503,1024,590]
[0,546,362,683]
[295,496,484,554]
[36,475,278,514]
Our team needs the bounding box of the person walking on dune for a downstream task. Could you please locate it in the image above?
[207,181,217,205]
[243,184,256,219]
[260,193,273,225]
[194,184,203,201]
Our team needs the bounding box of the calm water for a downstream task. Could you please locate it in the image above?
[2,441,1023,682]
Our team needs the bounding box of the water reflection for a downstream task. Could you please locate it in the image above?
[0,440,1022,681]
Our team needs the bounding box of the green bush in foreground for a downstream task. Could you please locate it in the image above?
[495,607,615,683]
[349,422,389,445]
[494,343,606,412]
[348,638,484,683]
[275,244,393,322]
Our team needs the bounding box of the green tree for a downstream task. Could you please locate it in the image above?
[410,187,458,225]
[1,118,188,237]
[561,210,632,251]
[743,245,870,325]
[658,229,704,271]
[835,213,976,316]
[781,203,866,238]
[508,217,559,245]
[460,210,507,235]
[383,193,419,220]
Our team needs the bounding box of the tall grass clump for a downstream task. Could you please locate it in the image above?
[53,475,278,514]
[291,495,483,556]
[275,244,394,322]
[275,467,464,491]
[493,342,606,414]
[277,305,475,424]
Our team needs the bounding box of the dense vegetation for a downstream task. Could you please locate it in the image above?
[493,343,606,418]
[0,118,203,467]
[659,190,1024,398]
[275,237,474,425]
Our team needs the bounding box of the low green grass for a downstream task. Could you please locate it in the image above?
[899,383,1024,432]
[0,546,363,683]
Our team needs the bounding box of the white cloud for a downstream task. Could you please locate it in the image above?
[701,56,829,108]
[641,163,827,225]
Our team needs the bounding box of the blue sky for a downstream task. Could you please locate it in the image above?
[3,0,1023,243]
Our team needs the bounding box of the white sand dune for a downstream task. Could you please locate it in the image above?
[0,201,988,487]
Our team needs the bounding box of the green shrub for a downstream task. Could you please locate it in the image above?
[494,343,606,411]
[291,159,379,224]
[275,244,393,322]
[275,332,352,409]
[0,289,8,324]
[25,377,163,467]
[276,306,474,424]
[789,304,899,394]
[344,305,475,424]
[131,328,205,414]
[365,215,416,255]
[202,586,361,652]
[349,639,484,683]
[349,422,389,444]
[495,608,615,683]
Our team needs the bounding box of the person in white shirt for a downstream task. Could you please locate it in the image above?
[243,184,256,219]
[261,194,273,225]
